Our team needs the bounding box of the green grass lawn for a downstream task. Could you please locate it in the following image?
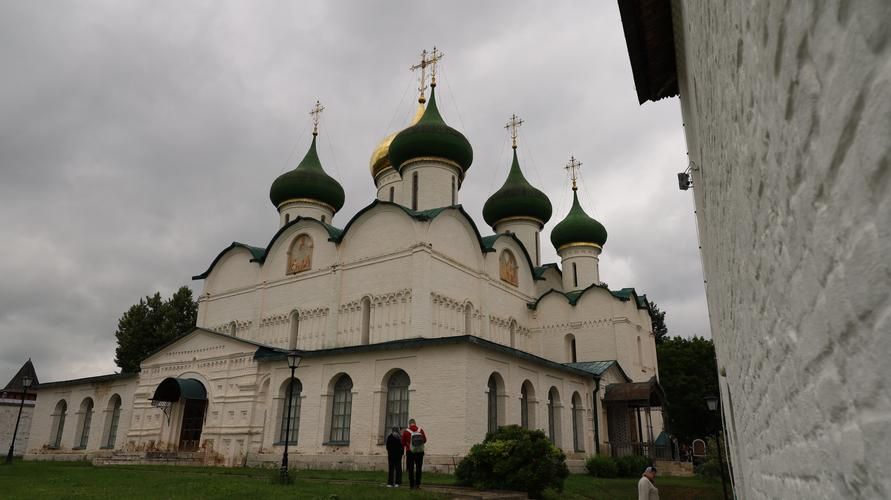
[0,460,724,499]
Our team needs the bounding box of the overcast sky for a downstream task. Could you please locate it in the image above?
[0,1,709,383]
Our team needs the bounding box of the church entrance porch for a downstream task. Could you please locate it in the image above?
[179,399,206,451]
[603,377,668,459]
[149,377,208,452]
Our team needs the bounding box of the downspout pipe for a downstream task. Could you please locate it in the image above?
[593,376,601,455]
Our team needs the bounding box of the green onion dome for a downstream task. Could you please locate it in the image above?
[269,135,345,212]
[550,190,608,250]
[482,148,552,227]
[388,85,473,176]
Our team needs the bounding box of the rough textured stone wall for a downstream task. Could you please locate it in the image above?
[0,399,34,456]
[673,0,890,497]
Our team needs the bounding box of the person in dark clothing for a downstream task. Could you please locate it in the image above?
[385,426,403,487]
[401,418,427,489]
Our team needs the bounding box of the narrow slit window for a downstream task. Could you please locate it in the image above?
[572,263,578,288]
[412,173,419,210]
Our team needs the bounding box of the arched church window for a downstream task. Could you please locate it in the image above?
[288,311,300,350]
[451,176,456,205]
[637,336,643,368]
[279,378,302,445]
[287,234,313,274]
[548,387,560,445]
[520,381,534,430]
[487,374,501,434]
[509,321,517,348]
[229,321,237,337]
[384,370,410,432]
[321,215,326,223]
[566,334,577,363]
[572,263,578,288]
[104,395,122,448]
[499,250,518,286]
[571,392,584,452]
[412,172,419,210]
[285,213,290,224]
[75,397,94,449]
[50,400,67,448]
[464,303,473,336]
[360,297,371,345]
[329,374,353,444]
[389,186,394,202]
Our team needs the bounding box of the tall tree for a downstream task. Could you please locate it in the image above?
[648,302,668,344]
[656,336,720,443]
[114,286,198,373]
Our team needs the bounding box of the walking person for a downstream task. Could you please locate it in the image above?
[401,418,427,489]
[385,426,403,487]
[638,466,659,500]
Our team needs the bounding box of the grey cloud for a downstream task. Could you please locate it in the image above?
[0,1,709,382]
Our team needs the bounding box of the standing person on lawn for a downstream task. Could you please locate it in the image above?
[638,466,659,500]
[401,418,427,489]
[385,426,403,487]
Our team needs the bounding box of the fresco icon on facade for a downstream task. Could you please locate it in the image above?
[287,234,313,274]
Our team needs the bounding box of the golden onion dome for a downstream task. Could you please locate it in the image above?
[369,101,426,179]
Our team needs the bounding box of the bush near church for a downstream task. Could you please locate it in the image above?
[455,425,569,499]
[585,455,619,478]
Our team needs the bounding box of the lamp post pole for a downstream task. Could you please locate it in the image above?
[280,351,301,484]
[705,396,730,500]
[5,375,33,464]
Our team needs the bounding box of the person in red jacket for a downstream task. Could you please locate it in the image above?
[401,418,427,489]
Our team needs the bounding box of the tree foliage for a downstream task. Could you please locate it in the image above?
[114,286,198,373]
[648,301,668,344]
[656,336,720,443]
[456,425,568,499]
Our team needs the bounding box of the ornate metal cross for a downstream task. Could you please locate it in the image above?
[410,46,444,101]
[565,156,582,190]
[309,100,325,136]
[505,114,524,149]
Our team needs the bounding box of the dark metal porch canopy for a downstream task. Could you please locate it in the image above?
[604,377,666,408]
[150,377,207,403]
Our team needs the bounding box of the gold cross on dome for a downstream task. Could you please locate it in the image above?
[505,114,524,149]
[410,46,444,102]
[309,100,325,136]
[565,156,582,190]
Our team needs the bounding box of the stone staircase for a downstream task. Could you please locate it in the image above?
[653,459,694,477]
[94,450,207,467]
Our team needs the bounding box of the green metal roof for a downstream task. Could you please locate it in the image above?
[533,263,560,280]
[192,242,267,279]
[34,372,137,390]
[269,135,346,212]
[550,190,608,249]
[565,360,629,380]
[482,148,552,227]
[388,86,473,175]
[528,284,650,311]
[254,334,595,378]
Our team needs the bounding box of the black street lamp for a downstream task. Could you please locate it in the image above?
[279,351,301,484]
[704,395,730,500]
[5,374,34,464]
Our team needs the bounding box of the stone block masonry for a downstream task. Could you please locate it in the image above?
[672,0,890,498]
[0,399,34,457]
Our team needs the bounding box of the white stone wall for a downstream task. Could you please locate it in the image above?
[26,377,136,459]
[672,0,890,497]
[0,398,34,457]
[400,160,462,210]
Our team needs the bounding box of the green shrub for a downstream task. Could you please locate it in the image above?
[455,425,569,499]
[585,455,618,478]
[615,455,650,478]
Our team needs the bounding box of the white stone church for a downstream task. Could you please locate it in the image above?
[25,64,664,471]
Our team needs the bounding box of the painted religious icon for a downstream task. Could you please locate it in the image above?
[287,234,313,274]
[499,250,518,286]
